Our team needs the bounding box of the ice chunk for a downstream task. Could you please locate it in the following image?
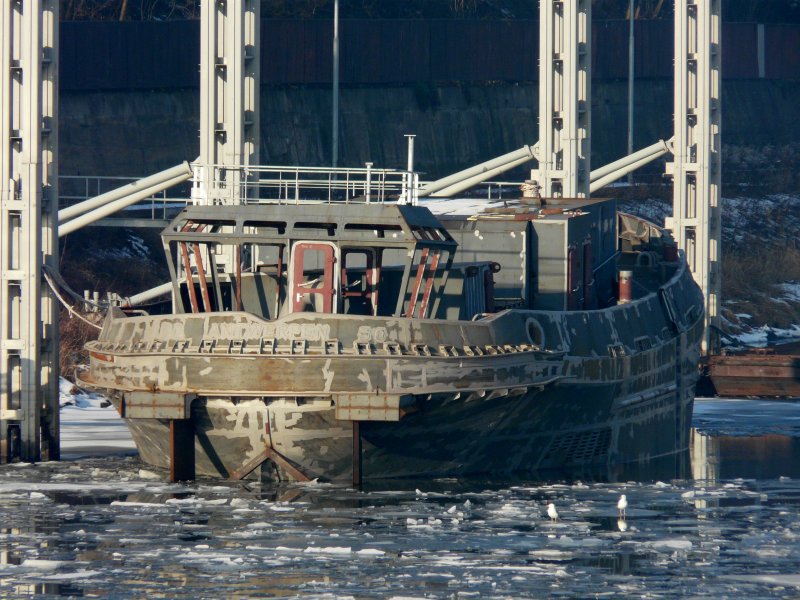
[646,539,692,552]
[21,559,67,570]
[303,546,352,554]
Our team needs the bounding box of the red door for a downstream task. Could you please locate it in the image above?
[291,243,336,313]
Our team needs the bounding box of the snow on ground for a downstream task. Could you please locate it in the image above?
[726,323,800,348]
[777,282,800,303]
[620,193,800,348]
[59,377,136,459]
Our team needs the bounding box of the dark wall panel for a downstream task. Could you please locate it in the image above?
[766,24,800,79]
[60,19,796,91]
[723,23,758,79]
[61,20,199,90]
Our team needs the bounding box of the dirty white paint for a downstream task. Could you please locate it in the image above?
[356,326,389,343]
[358,369,372,391]
[322,359,335,392]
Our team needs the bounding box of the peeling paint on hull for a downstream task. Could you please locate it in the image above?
[89,310,702,481]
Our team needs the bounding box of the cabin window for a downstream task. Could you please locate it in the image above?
[341,248,380,316]
[290,242,338,313]
[343,223,402,238]
[243,220,287,235]
[295,222,337,237]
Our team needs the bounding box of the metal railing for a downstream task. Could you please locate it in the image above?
[191,164,420,206]
[59,175,191,221]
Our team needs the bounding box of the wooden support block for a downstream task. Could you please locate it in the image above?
[169,419,195,482]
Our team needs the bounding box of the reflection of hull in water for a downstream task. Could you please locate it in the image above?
[692,427,800,482]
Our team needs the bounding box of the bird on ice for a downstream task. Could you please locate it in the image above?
[547,503,559,522]
[617,494,628,518]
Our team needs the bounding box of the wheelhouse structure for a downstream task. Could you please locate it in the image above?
[163,204,457,322]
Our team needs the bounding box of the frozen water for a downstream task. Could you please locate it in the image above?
[59,377,136,460]
[2,398,800,596]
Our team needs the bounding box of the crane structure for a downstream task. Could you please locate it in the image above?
[0,0,59,462]
[531,0,592,199]
[196,0,260,208]
[665,0,722,354]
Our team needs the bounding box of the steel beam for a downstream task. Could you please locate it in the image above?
[532,0,591,198]
[430,155,535,198]
[418,144,538,198]
[589,139,672,193]
[58,162,191,223]
[59,170,192,237]
[0,0,59,462]
[665,0,722,355]
[199,0,260,206]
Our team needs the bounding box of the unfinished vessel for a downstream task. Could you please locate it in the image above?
[79,178,704,482]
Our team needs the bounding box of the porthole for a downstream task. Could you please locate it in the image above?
[526,318,545,347]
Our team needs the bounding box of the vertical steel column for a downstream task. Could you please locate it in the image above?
[0,0,59,462]
[199,0,260,206]
[332,0,340,168]
[666,0,722,354]
[532,0,591,198]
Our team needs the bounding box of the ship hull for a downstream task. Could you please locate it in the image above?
[101,365,696,480]
[88,312,702,481]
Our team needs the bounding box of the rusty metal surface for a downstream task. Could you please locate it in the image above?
[122,391,195,420]
[709,351,800,397]
[334,393,415,422]
[81,276,703,481]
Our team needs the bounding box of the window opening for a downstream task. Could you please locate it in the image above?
[341,248,380,316]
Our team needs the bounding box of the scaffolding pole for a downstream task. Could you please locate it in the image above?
[0,0,59,462]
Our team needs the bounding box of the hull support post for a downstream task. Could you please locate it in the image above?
[169,420,196,482]
[352,421,362,488]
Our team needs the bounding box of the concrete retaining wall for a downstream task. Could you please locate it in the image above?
[60,79,800,179]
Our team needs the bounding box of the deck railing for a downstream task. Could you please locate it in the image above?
[59,174,191,221]
[190,164,420,206]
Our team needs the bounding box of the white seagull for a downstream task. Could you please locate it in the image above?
[547,502,559,522]
[617,494,628,518]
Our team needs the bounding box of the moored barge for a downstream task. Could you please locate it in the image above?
[79,194,704,482]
